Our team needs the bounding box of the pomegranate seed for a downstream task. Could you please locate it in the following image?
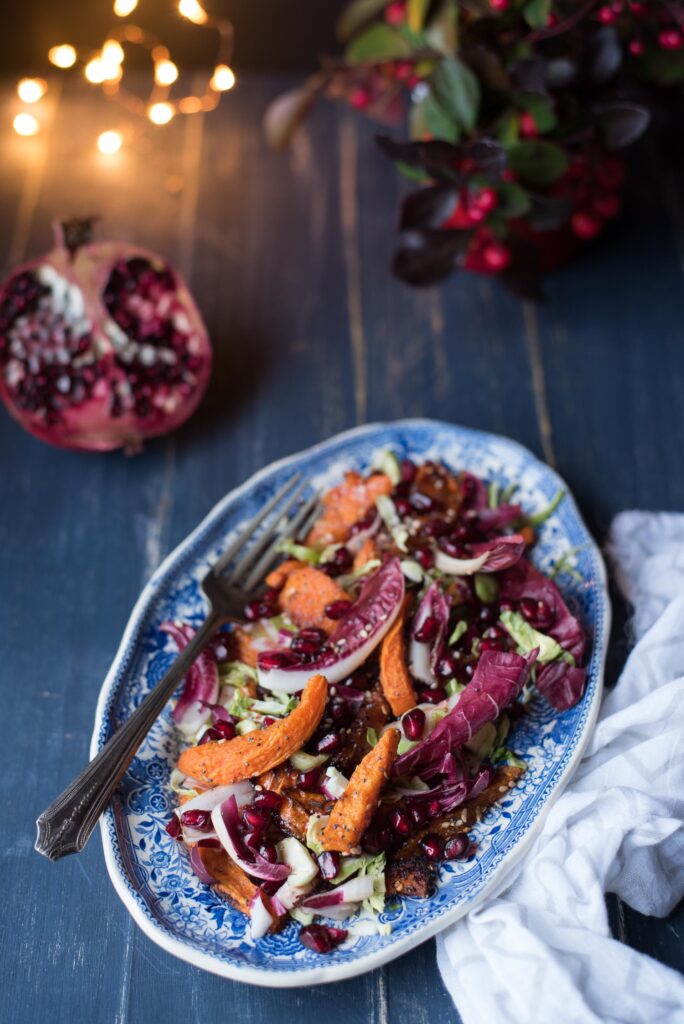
[180,809,212,831]
[324,599,352,620]
[318,851,341,880]
[414,615,439,643]
[244,598,275,621]
[480,637,507,652]
[394,497,412,518]
[291,635,324,657]
[479,604,498,624]
[262,587,282,603]
[243,805,271,830]
[410,492,438,513]
[390,809,412,836]
[198,727,222,744]
[330,702,353,726]
[261,716,277,728]
[427,799,442,819]
[320,546,352,576]
[437,653,459,678]
[259,843,278,863]
[258,651,295,671]
[317,731,342,754]
[350,510,377,535]
[408,804,427,828]
[298,769,321,790]
[519,598,538,622]
[400,458,417,483]
[243,829,263,849]
[499,599,515,613]
[299,924,347,953]
[489,0,509,9]
[402,707,426,741]
[413,545,434,570]
[253,789,282,811]
[213,719,236,740]
[438,537,469,559]
[418,687,447,704]
[483,625,506,640]
[212,632,232,661]
[422,517,450,538]
[362,828,383,854]
[452,522,476,542]
[444,835,470,860]
[165,815,181,839]
[299,627,327,644]
[421,835,444,861]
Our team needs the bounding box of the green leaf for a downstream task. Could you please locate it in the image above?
[496,181,532,218]
[408,0,431,32]
[345,24,413,63]
[499,609,562,663]
[528,488,565,526]
[490,746,527,771]
[475,573,499,605]
[277,538,321,564]
[425,0,459,57]
[507,141,568,186]
[496,109,520,147]
[410,91,459,142]
[518,92,557,133]
[523,0,552,29]
[336,0,390,41]
[395,160,431,183]
[449,619,468,646]
[366,727,379,747]
[430,57,480,134]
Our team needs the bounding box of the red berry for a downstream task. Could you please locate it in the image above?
[611,1,624,10]
[482,242,512,272]
[571,212,603,240]
[598,5,617,23]
[597,158,625,190]
[628,39,645,56]
[394,61,413,81]
[659,30,683,50]
[467,205,486,224]
[349,87,371,111]
[519,112,538,139]
[592,193,621,219]
[547,11,558,25]
[489,0,509,9]
[501,168,517,183]
[474,187,498,214]
[628,1,646,13]
[384,1,405,25]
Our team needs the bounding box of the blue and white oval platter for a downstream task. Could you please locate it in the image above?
[91,419,610,986]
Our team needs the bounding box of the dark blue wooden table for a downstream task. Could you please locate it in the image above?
[2,73,683,1023]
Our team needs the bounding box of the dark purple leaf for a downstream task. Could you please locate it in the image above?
[509,57,548,94]
[584,27,622,84]
[393,229,468,287]
[499,558,586,662]
[536,660,587,711]
[399,186,459,231]
[593,103,651,150]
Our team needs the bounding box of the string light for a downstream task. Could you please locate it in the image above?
[154,59,178,86]
[178,0,208,26]
[17,78,47,103]
[85,58,108,84]
[13,113,40,136]
[148,101,175,125]
[210,64,235,91]
[113,0,138,14]
[48,44,77,68]
[97,129,123,154]
[102,39,125,65]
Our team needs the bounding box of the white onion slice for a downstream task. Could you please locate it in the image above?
[249,891,275,940]
[176,782,253,842]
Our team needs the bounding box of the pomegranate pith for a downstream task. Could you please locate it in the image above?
[0,219,212,451]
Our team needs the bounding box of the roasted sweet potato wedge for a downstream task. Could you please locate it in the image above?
[277,565,349,636]
[379,597,416,717]
[198,847,283,930]
[178,675,328,785]
[307,472,392,547]
[322,727,400,853]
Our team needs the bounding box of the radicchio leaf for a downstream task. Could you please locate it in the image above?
[409,581,450,684]
[536,660,588,711]
[499,558,586,662]
[435,534,526,576]
[160,621,219,736]
[404,764,493,816]
[393,648,538,779]
[475,503,523,533]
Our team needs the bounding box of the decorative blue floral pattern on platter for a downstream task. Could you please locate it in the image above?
[91,419,610,987]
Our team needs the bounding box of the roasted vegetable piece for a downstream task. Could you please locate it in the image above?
[322,727,400,853]
[277,565,350,635]
[198,847,283,928]
[307,471,392,547]
[379,597,417,716]
[178,674,328,785]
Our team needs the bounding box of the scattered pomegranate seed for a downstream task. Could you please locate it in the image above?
[291,634,325,657]
[437,653,460,677]
[422,517,450,538]
[418,687,447,704]
[519,111,538,138]
[298,768,321,790]
[427,799,442,819]
[261,716,277,728]
[330,701,353,726]
[317,731,342,754]
[499,599,515,613]
[243,829,263,849]
[299,924,347,953]
[394,497,412,518]
[401,458,417,483]
[413,545,434,570]
[254,789,282,811]
[421,835,444,861]
[410,491,439,513]
[350,510,377,535]
[244,598,276,621]
[414,615,439,643]
[320,546,352,576]
[390,809,412,836]
[402,706,426,740]
[198,727,222,745]
[213,719,236,740]
[467,205,487,225]
[324,597,353,620]
[180,808,212,831]
[243,805,272,830]
[444,835,470,860]
[318,851,341,880]
[165,815,182,839]
[259,843,278,863]
[438,536,470,559]
[480,637,507,652]
[258,651,295,671]
[408,804,427,827]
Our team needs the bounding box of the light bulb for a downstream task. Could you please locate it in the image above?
[48,44,77,69]
[17,78,47,103]
[178,0,208,25]
[85,59,107,84]
[102,39,125,66]
[97,130,123,154]
[13,113,40,136]
[155,59,178,86]
[148,101,175,125]
[114,0,138,15]
[210,64,235,91]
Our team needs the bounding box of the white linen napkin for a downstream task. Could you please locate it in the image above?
[436,511,684,1024]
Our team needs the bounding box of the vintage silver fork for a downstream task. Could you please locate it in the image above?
[35,472,318,862]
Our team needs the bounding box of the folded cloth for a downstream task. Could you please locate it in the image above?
[436,511,684,1024]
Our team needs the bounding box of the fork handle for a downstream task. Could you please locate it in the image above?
[35,612,222,861]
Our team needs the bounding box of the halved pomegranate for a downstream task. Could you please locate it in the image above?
[0,219,212,451]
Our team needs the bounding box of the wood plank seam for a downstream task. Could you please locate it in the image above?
[339,115,367,425]
[522,302,556,467]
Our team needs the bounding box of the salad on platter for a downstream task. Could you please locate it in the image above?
[163,452,588,955]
